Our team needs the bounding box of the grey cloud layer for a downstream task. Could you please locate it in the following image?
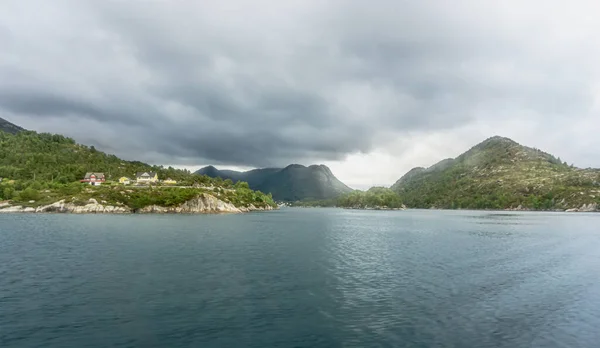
[1,0,598,167]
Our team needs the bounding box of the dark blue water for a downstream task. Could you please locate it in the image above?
[1,209,600,347]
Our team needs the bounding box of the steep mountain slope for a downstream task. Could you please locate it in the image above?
[0,117,24,134]
[392,136,600,210]
[196,164,353,201]
[196,166,280,187]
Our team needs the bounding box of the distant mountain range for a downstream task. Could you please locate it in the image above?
[196,164,353,201]
[0,117,24,134]
[391,136,600,211]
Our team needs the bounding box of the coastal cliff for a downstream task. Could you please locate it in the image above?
[0,193,275,214]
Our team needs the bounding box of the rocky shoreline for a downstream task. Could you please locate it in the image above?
[0,193,275,214]
[342,205,407,211]
[504,203,598,213]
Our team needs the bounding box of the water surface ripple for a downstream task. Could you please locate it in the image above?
[1,209,599,347]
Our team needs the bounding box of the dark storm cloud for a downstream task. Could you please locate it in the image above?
[1,0,598,168]
[0,91,102,120]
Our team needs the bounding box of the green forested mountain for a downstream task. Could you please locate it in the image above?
[391,136,600,210]
[197,164,353,201]
[0,131,191,183]
[0,117,24,134]
[197,166,281,187]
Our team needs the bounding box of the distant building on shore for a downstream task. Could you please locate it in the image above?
[136,172,158,184]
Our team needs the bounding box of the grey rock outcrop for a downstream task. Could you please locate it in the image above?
[239,204,275,212]
[37,198,130,213]
[137,193,274,214]
[504,205,528,211]
[580,203,598,212]
[566,203,598,213]
[1,205,24,212]
[0,199,130,214]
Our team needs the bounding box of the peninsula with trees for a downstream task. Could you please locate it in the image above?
[0,120,276,214]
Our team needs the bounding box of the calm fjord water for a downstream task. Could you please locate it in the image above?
[1,209,599,348]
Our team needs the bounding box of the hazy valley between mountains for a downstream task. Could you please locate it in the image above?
[1,116,599,214]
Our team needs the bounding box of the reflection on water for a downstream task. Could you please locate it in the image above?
[1,209,599,348]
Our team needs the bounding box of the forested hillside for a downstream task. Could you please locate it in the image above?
[0,131,190,183]
[392,136,600,210]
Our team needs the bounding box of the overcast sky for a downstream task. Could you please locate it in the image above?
[1,1,599,189]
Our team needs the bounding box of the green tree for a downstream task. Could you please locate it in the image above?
[234,181,250,190]
[17,188,41,201]
[2,187,15,200]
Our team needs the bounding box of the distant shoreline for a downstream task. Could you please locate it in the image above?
[285,206,599,213]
